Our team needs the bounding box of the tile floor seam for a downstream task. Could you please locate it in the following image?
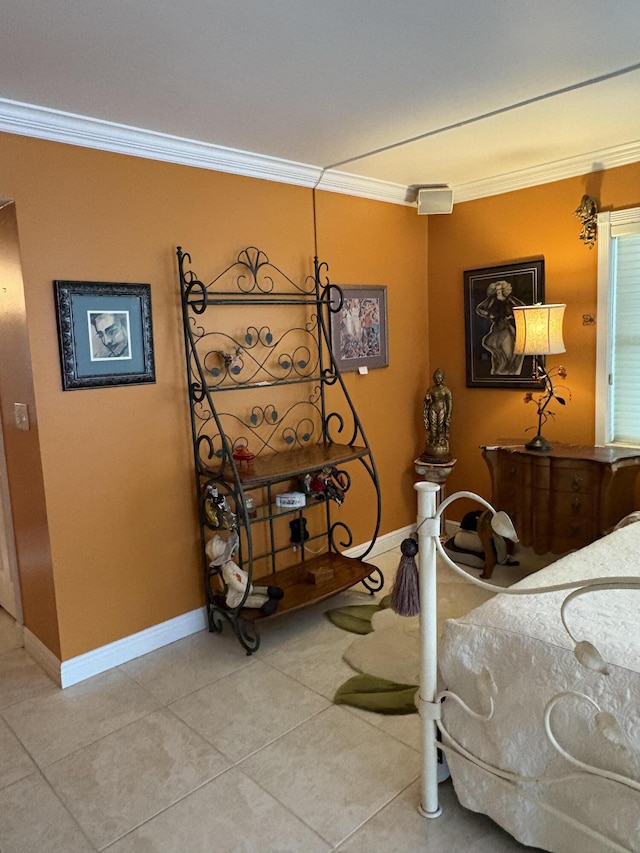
[155,654,259,706]
[221,702,330,765]
[227,762,337,849]
[0,710,46,769]
[32,766,101,852]
[18,705,162,771]
[0,682,55,715]
[42,735,234,852]
[91,774,227,853]
[95,770,332,853]
[240,652,337,703]
[116,653,257,706]
[329,775,421,850]
[255,634,361,704]
[0,760,38,794]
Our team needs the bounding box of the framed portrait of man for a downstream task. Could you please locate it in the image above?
[54,280,155,390]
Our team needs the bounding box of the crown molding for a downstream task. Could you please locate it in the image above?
[316,168,409,205]
[0,98,409,206]
[2,98,639,208]
[452,138,640,203]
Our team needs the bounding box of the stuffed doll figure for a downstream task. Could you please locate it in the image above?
[206,533,283,615]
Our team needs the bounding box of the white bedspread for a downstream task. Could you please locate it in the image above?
[439,522,640,852]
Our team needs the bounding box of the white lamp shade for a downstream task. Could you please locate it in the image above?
[512,304,566,355]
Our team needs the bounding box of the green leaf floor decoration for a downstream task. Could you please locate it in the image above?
[334,674,418,715]
[325,594,391,634]
[327,594,418,714]
[325,604,383,634]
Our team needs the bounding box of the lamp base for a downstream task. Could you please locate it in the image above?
[525,434,553,452]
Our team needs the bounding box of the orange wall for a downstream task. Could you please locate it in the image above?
[0,132,429,660]
[4,125,638,662]
[428,161,640,516]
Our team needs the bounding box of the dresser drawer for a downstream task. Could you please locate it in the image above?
[550,515,596,553]
[496,456,532,488]
[551,462,599,494]
[551,491,596,519]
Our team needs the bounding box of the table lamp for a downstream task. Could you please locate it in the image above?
[512,303,566,451]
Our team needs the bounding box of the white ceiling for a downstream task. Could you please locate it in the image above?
[2,0,640,205]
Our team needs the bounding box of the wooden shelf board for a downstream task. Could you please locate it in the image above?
[237,552,379,622]
[223,443,369,486]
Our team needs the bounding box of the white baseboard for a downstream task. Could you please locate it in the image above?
[27,527,412,688]
[25,608,208,689]
[343,523,415,558]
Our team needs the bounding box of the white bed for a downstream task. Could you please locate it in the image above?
[438,520,640,852]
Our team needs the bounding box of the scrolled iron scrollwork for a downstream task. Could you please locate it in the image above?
[326,282,344,314]
[196,434,221,472]
[199,324,320,388]
[236,247,274,293]
[244,325,274,347]
[189,382,207,405]
[207,603,259,653]
[183,272,208,314]
[324,411,346,441]
[234,618,261,654]
[249,404,279,428]
[329,521,353,552]
[282,418,316,447]
[321,366,339,385]
[232,246,315,296]
[361,566,385,593]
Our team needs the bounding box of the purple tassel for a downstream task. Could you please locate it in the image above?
[390,537,420,616]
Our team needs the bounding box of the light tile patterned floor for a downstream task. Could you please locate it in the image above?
[0,549,544,852]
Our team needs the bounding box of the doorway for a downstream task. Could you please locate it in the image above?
[0,200,24,627]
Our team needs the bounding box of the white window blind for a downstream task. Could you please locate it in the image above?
[596,208,640,446]
[611,233,640,442]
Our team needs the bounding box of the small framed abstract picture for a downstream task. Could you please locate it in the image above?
[53,280,156,390]
[330,285,389,372]
[464,259,545,389]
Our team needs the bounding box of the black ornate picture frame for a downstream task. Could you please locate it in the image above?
[330,285,389,372]
[54,280,155,390]
[464,259,545,389]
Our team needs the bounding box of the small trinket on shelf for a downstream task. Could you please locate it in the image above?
[203,485,236,529]
[232,443,255,474]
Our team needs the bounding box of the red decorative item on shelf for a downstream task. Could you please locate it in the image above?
[232,443,255,474]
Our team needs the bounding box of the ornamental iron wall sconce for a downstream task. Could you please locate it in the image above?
[574,195,598,249]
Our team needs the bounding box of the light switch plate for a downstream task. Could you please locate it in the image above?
[14,403,29,431]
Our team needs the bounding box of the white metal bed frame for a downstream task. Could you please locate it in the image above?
[415,481,640,849]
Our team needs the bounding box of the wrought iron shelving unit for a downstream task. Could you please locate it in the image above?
[177,246,383,653]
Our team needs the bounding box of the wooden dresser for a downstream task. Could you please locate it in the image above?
[481,442,640,555]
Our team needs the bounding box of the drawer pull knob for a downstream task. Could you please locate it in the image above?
[571,475,583,490]
[572,499,582,513]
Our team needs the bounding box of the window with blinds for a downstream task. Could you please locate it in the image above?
[596,208,640,446]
